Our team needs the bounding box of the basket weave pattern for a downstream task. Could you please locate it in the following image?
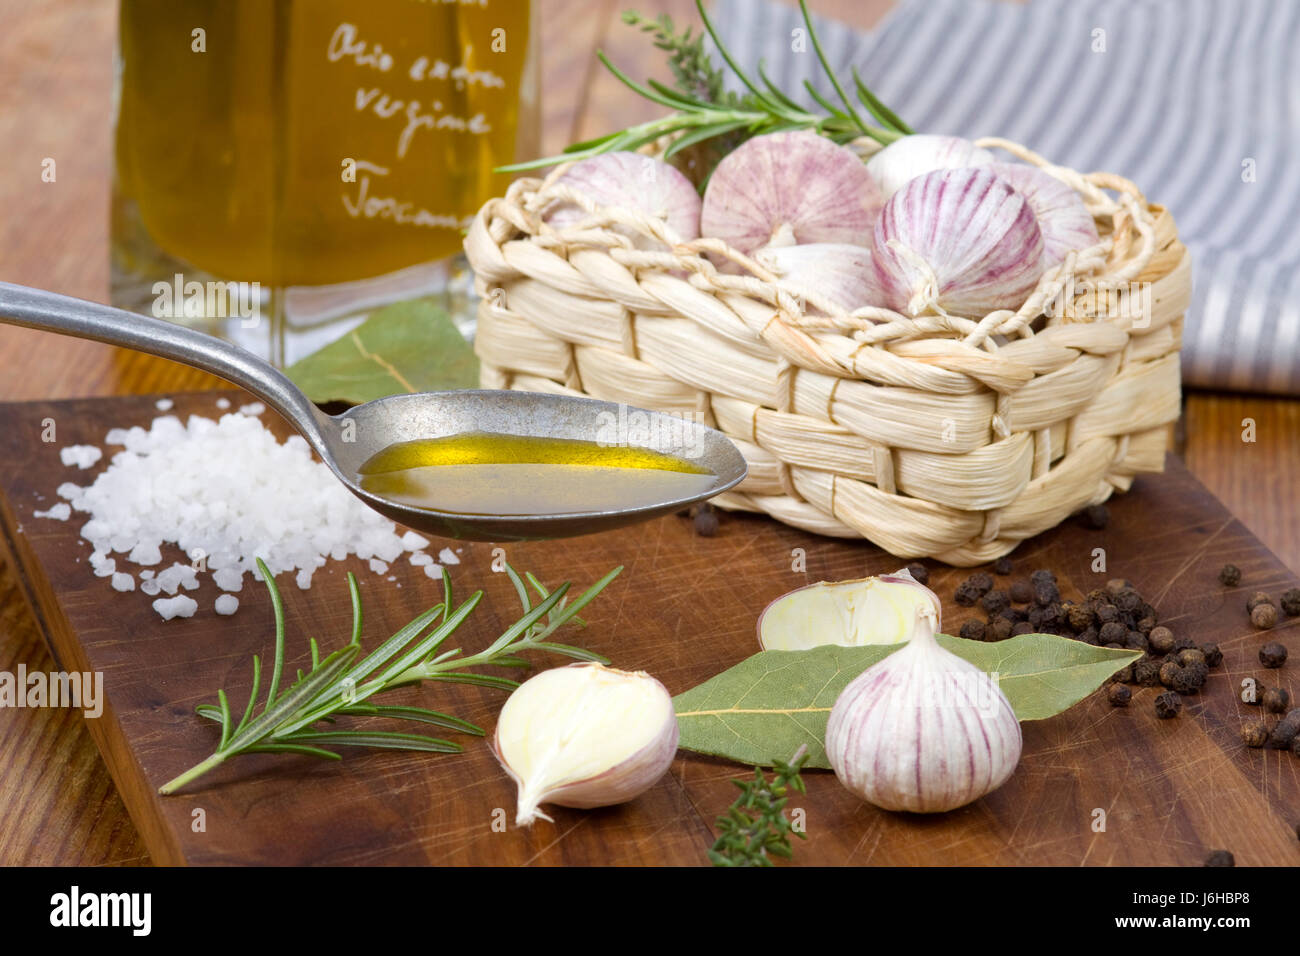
[464,138,1191,565]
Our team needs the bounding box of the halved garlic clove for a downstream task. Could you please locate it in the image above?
[989,162,1099,269]
[826,605,1022,813]
[873,166,1045,317]
[754,242,885,313]
[491,662,679,826]
[757,570,942,651]
[543,152,702,246]
[701,131,882,254]
[865,133,996,200]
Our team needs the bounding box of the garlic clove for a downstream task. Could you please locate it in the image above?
[701,131,882,254]
[989,162,1100,269]
[491,662,679,826]
[757,570,942,651]
[865,134,996,201]
[754,242,886,313]
[826,606,1022,813]
[544,152,702,246]
[873,166,1045,317]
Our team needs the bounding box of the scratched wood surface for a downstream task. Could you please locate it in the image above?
[1,0,1297,867]
[1,391,1298,866]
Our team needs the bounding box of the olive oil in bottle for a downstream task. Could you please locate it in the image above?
[357,433,716,517]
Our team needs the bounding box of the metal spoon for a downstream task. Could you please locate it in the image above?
[0,282,746,540]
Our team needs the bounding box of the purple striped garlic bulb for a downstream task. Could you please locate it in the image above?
[865,134,996,200]
[873,166,1045,318]
[989,162,1100,269]
[825,605,1022,813]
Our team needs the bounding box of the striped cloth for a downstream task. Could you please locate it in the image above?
[714,0,1300,395]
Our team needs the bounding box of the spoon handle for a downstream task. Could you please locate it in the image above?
[0,281,333,453]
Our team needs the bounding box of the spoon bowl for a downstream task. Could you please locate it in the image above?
[0,282,746,540]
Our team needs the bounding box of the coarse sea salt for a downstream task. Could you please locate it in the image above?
[60,445,103,470]
[111,572,135,592]
[33,503,71,521]
[155,398,174,411]
[214,594,239,616]
[47,411,433,620]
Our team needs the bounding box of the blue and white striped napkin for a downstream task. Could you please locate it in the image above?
[714,0,1300,395]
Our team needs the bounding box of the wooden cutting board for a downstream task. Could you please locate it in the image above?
[1,391,1297,866]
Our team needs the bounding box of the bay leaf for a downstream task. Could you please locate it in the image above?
[286,298,479,405]
[673,634,1140,769]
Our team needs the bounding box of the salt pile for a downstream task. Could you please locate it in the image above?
[49,409,438,621]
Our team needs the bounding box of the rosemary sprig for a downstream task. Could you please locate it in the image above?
[499,0,909,175]
[708,745,809,867]
[158,558,620,794]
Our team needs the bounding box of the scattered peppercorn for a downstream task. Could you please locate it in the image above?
[1099,622,1128,645]
[1204,850,1235,867]
[693,504,719,536]
[1282,588,1300,617]
[1126,631,1148,652]
[1012,622,1034,636]
[1200,643,1223,667]
[1159,661,1183,689]
[1084,504,1110,529]
[1009,580,1033,604]
[1104,642,1124,650]
[1260,642,1288,668]
[1115,590,1142,614]
[1033,579,1061,607]
[959,619,986,642]
[1000,607,1026,624]
[1134,659,1164,687]
[989,617,1014,641]
[1263,686,1291,714]
[981,589,1010,616]
[1105,578,1129,595]
[1268,709,1300,748]
[1241,721,1270,748]
[905,563,929,585]
[1155,691,1182,719]
[954,581,981,606]
[1178,648,1206,667]
[1078,626,1100,645]
[1247,591,1274,613]
[1219,564,1242,587]
[1172,662,1208,695]
[1095,603,1120,625]
[1252,602,1278,629]
[1031,569,1057,586]
[1067,603,1094,632]
[1112,663,1135,684]
[993,556,1013,576]
[1108,684,1131,707]
[1136,615,1156,635]
[1173,636,1197,653]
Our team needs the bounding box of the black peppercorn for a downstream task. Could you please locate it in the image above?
[693,508,719,536]
[1260,642,1288,668]
[1033,579,1061,607]
[1012,622,1034,636]
[1204,850,1235,867]
[989,617,1014,641]
[1154,691,1182,719]
[1031,569,1057,586]
[1009,580,1033,604]
[1000,607,1026,624]
[1105,578,1131,595]
[1268,709,1300,748]
[1083,503,1109,529]
[959,619,986,642]
[1241,721,1269,748]
[1247,591,1274,613]
[981,589,1010,616]
[1067,603,1095,632]
[1200,643,1223,667]
[1134,658,1163,687]
[1173,636,1197,653]
[1252,603,1278,629]
[1078,626,1100,645]
[993,556,1013,576]
[1136,615,1157,635]
[1172,662,1208,695]
[1108,683,1131,707]
[954,581,981,606]
[1086,588,1108,604]
[1219,564,1242,587]
[1178,648,1206,667]
[1282,587,1300,617]
[1095,603,1120,625]
[967,572,994,595]
[906,562,929,585]
[1099,621,1128,645]
[1126,631,1149,652]
[1115,590,1142,614]
[1112,663,1135,684]
[1262,686,1291,714]
[1027,606,1045,628]
[1159,661,1183,689]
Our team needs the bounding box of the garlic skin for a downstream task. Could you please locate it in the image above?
[758,570,942,651]
[492,662,679,826]
[826,607,1022,813]
[989,162,1099,269]
[874,167,1045,317]
[544,152,701,244]
[754,243,884,313]
[701,131,882,253]
[866,134,995,200]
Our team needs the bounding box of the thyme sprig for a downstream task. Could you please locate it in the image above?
[158,558,620,794]
[709,745,809,867]
[499,0,910,175]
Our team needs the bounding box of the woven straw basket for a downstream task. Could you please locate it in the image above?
[464,137,1191,566]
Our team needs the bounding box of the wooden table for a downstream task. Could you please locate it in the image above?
[0,0,1295,866]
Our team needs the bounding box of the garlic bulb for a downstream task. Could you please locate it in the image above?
[826,606,1022,813]
[754,242,884,313]
[865,134,995,200]
[989,162,1099,269]
[758,569,942,651]
[874,167,1045,317]
[701,131,882,253]
[492,662,679,826]
[544,152,701,245]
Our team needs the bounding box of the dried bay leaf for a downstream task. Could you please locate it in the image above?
[286,298,479,405]
[673,634,1140,769]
